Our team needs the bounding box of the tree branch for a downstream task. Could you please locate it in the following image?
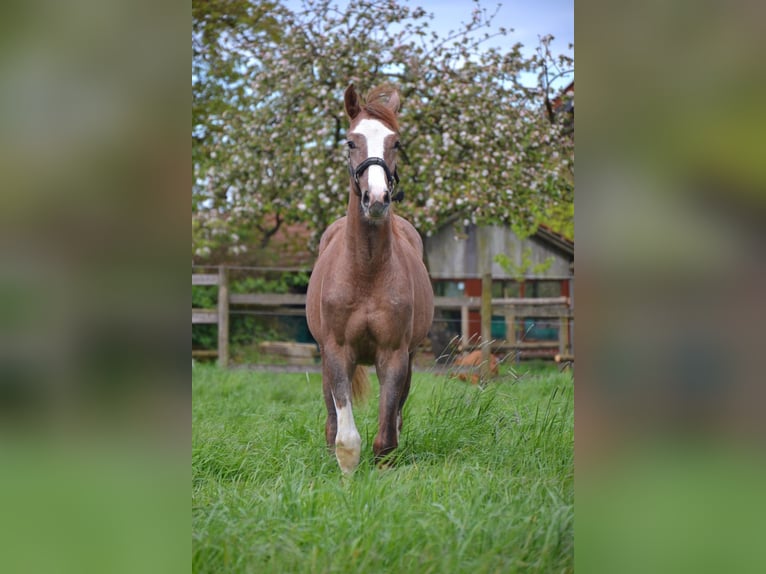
[257,212,283,248]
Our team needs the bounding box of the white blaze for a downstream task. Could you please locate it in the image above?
[350,118,395,204]
[333,394,361,474]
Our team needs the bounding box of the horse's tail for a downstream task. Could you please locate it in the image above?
[351,366,371,405]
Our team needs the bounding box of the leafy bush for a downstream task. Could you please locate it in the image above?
[192,286,217,350]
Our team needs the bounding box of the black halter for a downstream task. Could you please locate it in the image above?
[348,156,404,203]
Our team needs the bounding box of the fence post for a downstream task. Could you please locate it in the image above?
[217,265,229,368]
[558,314,570,357]
[504,309,515,349]
[480,271,492,378]
[460,305,469,348]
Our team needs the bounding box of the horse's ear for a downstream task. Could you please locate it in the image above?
[387,90,400,113]
[344,84,361,119]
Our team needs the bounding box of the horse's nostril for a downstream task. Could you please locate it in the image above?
[362,190,370,206]
[383,191,390,204]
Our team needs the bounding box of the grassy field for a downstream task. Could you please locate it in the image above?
[192,363,573,573]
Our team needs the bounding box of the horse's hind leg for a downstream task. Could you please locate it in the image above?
[322,347,361,474]
[373,350,410,462]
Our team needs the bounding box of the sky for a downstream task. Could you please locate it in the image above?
[412,0,573,88]
[281,0,573,87]
[410,0,573,60]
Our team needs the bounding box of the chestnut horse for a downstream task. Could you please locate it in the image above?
[306,84,434,473]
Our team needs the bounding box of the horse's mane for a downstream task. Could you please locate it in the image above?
[362,85,400,132]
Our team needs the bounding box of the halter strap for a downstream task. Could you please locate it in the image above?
[348,156,404,202]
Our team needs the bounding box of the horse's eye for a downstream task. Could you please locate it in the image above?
[346,140,356,149]
[393,141,401,149]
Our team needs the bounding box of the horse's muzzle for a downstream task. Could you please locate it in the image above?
[368,200,389,218]
[362,190,390,219]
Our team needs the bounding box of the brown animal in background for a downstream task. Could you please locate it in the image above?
[455,350,499,385]
[306,84,434,474]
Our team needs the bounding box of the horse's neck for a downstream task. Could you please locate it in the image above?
[345,191,393,274]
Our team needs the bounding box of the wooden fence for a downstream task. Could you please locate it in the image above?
[192,267,230,367]
[433,295,573,360]
[193,266,574,367]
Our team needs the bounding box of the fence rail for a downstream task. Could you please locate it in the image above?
[193,266,574,367]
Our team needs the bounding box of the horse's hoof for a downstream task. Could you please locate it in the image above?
[335,445,360,474]
[373,449,399,469]
[335,431,361,474]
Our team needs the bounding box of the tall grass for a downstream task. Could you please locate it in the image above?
[193,363,573,573]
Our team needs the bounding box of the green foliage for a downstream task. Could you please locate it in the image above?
[192,286,217,309]
[494,248,554,282]
[193,365,573,572]
[543,200,574,240]
[192,286,218,350]
[228,272,310,348]
[231,271,309,295]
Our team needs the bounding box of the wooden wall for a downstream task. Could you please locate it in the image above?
[425,223,572,280]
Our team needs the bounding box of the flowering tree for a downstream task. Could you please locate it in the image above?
[192,0,573,260]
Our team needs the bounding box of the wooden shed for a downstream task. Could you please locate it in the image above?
[424,221,574,357]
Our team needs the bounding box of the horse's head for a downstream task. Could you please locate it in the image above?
[344,84,402,222]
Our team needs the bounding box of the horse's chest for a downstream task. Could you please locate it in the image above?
[324,288,411,348]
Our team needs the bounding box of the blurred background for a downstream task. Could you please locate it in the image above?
[0,1,188,573]
[576,1,766,572]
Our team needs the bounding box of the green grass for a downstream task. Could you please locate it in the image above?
[193,364,573,573]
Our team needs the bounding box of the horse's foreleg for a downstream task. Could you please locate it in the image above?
[396,353,414,441]
[321,372,337,453]
[322,348,361,474]
[373,350,410,462]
